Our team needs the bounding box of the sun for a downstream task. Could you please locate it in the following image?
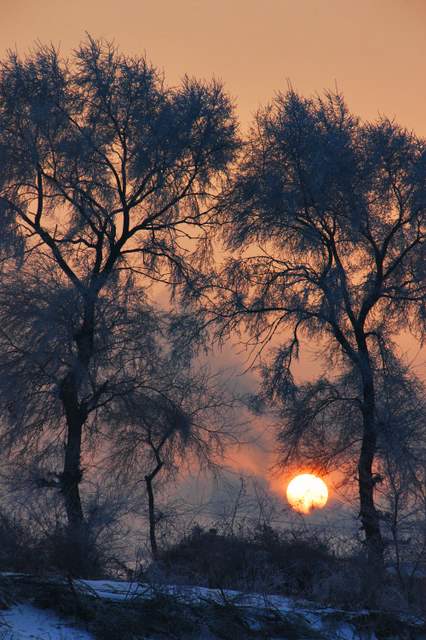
[286,473,328,514]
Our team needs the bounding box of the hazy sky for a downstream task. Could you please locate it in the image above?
[1,0,425,506]
[2,0,426,134]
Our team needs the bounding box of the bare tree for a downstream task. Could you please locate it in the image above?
[213,90,426,569]
[0,36,238,561]
[106,363,240,559]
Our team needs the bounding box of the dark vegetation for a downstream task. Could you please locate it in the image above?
[0,508,109,578]
[153,524,426,612]
[1,507,426,637]
[156,525,335,597]
[1,528,426,639]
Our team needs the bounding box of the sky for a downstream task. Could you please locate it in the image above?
[2,0,426,135]
[1,0,425,516]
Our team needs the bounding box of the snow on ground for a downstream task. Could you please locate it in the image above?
[6,576,425,639]
[0,604,93,640]
[79,577,301,607]
[78,579,378,639]
[78,577,354,617]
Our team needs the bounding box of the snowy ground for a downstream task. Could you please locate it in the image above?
[0,604,92,640]
[1,576,423,639]
[77,579,374,638]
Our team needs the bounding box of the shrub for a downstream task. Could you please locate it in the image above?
[151,524,338,598]
[0,510,41,573]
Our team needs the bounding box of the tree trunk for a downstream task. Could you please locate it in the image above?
[61,388,84,528]
[358,370,384,572]
[57,300,96,576]
[145,474,158,560]
[58,373,88,576]
[145,460,163,560]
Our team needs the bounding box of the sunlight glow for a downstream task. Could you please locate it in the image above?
[286,473,328,514]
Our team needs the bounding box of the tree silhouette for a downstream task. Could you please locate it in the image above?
[216,90,425,569]
[0,36,238,564]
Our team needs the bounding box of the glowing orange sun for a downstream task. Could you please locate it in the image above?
[286,473,328,514]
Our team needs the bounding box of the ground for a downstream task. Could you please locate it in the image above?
[1,576,424,639]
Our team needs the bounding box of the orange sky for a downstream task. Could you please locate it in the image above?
[2,0,426,135]
[2,0,425,504]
